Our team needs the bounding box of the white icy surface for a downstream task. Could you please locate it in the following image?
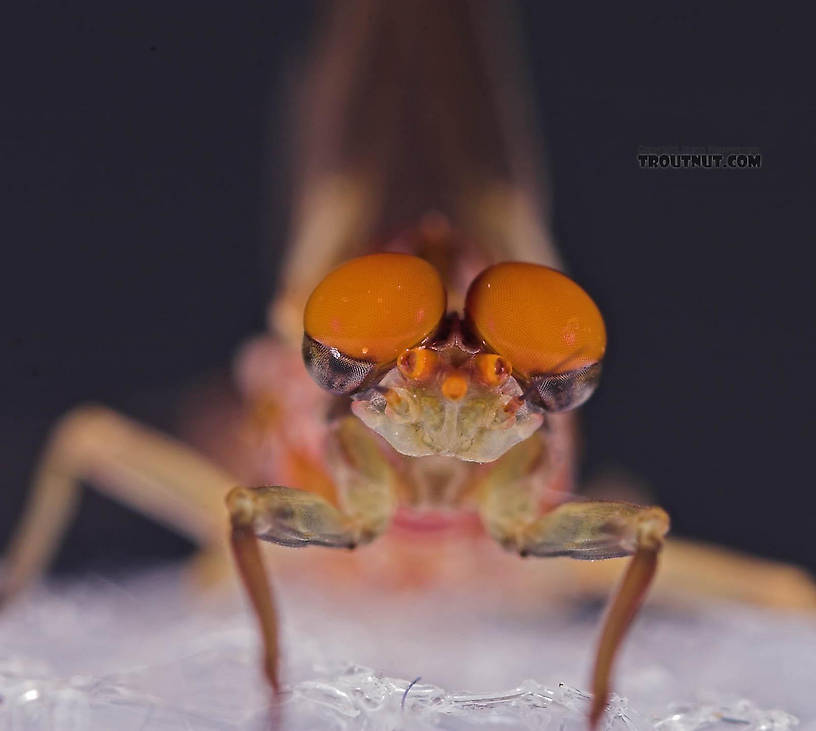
[0,564,813,730]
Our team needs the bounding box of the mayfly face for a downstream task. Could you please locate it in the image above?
[302,252,606,463]
[350,345,545,462]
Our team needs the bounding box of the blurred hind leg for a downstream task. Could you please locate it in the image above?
[1,404,238,603]
[567,536,816,610]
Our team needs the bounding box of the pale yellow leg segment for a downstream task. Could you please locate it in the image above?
[2,404,238,603]
[328,415,400,542]
[225,415,398,691]
[511,501,669,561]
[477,435,553,551]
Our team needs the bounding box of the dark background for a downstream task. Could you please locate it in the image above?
[3,3,815,576]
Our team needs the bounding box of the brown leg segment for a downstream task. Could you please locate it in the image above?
[477,443,670,728]
[503,501,669,728]
[225,484,360,696]
[225,415,399,692]
[590,545,658,728]
[228,511,280,691]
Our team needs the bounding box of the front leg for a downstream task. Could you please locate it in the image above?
[519,501,669,728]
[227,484,358,692]
[478,438,669,729]
[227,415,399,692]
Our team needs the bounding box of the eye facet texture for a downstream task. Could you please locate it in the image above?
[301,333,375,395]
[304,253,446,365]
[465,262,606,378]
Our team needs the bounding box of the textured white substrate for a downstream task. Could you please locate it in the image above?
[0,564,813,730]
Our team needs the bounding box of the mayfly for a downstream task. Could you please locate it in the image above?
[3,1,813,728]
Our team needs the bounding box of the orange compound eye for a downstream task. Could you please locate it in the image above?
[465,262,606,411]
[303,253,446,394]
[466,262,606,375]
